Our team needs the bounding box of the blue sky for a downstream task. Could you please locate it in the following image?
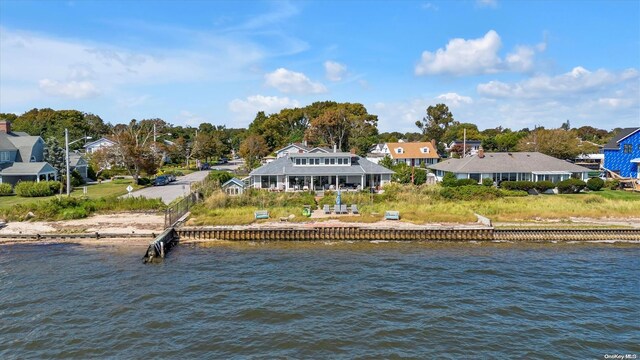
[1,0,638,132]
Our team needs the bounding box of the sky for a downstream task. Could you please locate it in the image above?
[0,0,639,132]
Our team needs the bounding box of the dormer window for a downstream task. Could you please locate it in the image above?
[421,147,429,153]
[396,147,404,154]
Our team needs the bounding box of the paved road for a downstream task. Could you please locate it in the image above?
[124,171,210,204]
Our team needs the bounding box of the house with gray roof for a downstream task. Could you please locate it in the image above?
[250,151,394,191]
[0,121,58,186]
[428,150,592,184]
[275,142,332,158]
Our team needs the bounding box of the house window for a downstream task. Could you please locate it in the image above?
[344,158,349,165]
[295,158,301,165]
[301,159,307,165]
[315,158,320,165]
[337,158,343,165]
[330,158,335,165]
[421,147,428,153]
[324,159,329,165]
[0,151,9,162]
[623,144,632,153]
[396,148,403,154]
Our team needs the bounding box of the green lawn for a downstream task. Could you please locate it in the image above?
[0,179,142,209]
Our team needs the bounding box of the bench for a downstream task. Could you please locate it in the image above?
[385,211,400,220]
[254,210,269,219]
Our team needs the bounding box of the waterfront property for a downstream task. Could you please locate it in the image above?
[0,120,58,185]
[603,127,639,179]
[367,141,440,166]
[428,150,593,183]
[249,151,394,191]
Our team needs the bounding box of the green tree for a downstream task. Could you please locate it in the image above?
[111,120,161,182]
[239,135,269,170]
[379,155,394,170]
[43,137,65,177]
[517,128,583,160]
[442,123,481,144]
[415,103,457,146]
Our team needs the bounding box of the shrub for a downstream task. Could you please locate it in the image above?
[501,181,535,191]
[482,178,493,187]
[586,177,604,191]
[441,172,457,187]
[87,165,97,181]
[70,170,85,187]
[499,189,529,197]
[440,185,503,201]
[456,179,479,187]
[137,177,152,186]
[0,183,13,196]
[207,171,233,185]
[605,179,620,190]
[557,178,587,194]
[534,181,555,193]
[15,181,58,197]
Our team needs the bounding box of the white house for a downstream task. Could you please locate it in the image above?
[250,152,394,191]
[366,141,440,167]
[275,143,332,158]
[83,137,116,154]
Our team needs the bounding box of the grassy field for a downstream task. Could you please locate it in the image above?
[0,179,142,210]
[188,185,640,226]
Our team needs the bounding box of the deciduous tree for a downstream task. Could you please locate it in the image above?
[239,135,269,170]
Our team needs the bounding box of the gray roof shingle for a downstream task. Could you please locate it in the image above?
[251,155,394,176]
[0,162,57,176]
[428,152,591,173]
[604,128,639,150]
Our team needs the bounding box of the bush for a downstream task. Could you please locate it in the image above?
[0,183,13,196]
[87,165,97,181]
[441,172,457,187]
[534,181,555,193]
[482,178,494,187]
[14,181,60,197]
[70,170,85,187]
[557,178,587,194]
[605,179,620,190]
[207,171,233,185]
[456,178,479,187]
[586,177,604,191]
[440,185,503,201]
[501,181,535,191]
[137,177,152,186]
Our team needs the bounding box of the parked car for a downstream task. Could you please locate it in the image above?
[154,175,169,186]
[167,174,176,182]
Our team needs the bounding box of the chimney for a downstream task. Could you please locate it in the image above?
[303,140,308,147]
[478,147,485,158]
[0,120,10,134]
[430,139,436,148]
[350,148,356,154]
[333,144,337,153]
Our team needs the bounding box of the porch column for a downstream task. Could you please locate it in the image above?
[36,174,40,183]
[336,175,339,189]
[361,175,365,188]
[310,176,314,192]
[285,176,289,191]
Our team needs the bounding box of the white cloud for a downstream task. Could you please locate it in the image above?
[38,79,100,99]
[436,92,473,107]
[476,0,498,8]
[229,95,301,125]
[415,30,545,76]
[324,61,347,82]
[176,110,208,127]
[264,68,327,94]
[477,66,639,98]
[421,2,438,11]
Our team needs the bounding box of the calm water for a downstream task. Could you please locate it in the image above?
[1,241,638,359]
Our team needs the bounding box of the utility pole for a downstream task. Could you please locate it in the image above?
[463,128,467,158]
[65,129,70,196]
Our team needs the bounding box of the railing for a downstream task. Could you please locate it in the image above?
[164,192,199,228]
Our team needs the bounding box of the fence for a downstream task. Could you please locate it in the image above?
[164,192,199,228]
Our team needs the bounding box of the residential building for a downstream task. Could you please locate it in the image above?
[0,120,57,185]
[275,142,331,158]
[366,141,440,166]
[446,140,482,157]
[603,127,640,179]
[428,150,592,183]
[83,137,116,154]
[222,178,246,196]
[69,153,89,180]
[250,152,394,191]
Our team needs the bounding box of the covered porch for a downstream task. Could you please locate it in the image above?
[252,174,389,192]
[0,163,58,186]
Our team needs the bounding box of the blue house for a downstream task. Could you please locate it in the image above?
[603,127,640,179]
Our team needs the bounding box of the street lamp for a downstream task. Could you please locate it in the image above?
[65,128,92,196]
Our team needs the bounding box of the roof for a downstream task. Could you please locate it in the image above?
[0,162,56,176]
[450,140,482,145]
[69,153,87,167]
[0,132,42,161]
[83,137,116,148]
[386,142,439,159]
[604,128,640,150]
[275,143,310,154]
[222,178,246,188]
[288,152,353,158]
[428,152,592,174]
[250,154,394,176]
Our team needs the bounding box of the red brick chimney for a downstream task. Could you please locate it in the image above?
[0,120,10,134]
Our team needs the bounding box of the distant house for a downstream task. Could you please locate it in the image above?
[69,153,89,180]
[275,142,331,158]
[0,120,58,186]
[222,178,246,196]
[83,137,116,154]
[603,127,640,179]
[366,141,440,167]
[428,150,592,183]
[446,140,482,157]
[250,151,394,191]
